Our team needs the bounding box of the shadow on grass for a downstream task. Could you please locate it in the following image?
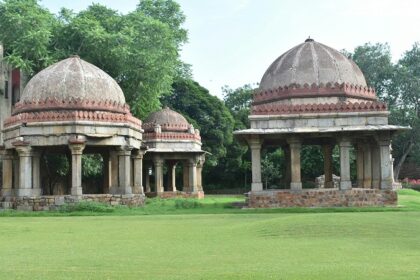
[1,190,420,217]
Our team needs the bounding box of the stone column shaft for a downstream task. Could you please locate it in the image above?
[379,138,393,189]
[32,151,42,196]
[322,144,333,188]
[166,162,177,192]
[339,139,352,190]
[132,153,144,194]
[1,152,14,197]
[15,145,35,197]
[109,150,118,193]
[249,138,263,192]
[371,143,381,189]
[154,158,164,193]
[288,138,302,191]
[118,147,133,195]
[183,162,190,192]
[69,141,85,196]
[188,159,198,192]
[363,143,372,188]
[145,166,151,193]
[356,144,364,188]
[196,161,204,192]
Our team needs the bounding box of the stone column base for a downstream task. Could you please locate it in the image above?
[16,188,42,197]
[340,181,352,190]
[251,182,263,191]
[290,182,302,191]
[71,187,83,196]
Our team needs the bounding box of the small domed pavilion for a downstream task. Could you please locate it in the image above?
[234,39,409,207]
[1,56,145,209]
[142,107,205,198]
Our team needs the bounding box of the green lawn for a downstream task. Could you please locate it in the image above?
[1,190,420,279]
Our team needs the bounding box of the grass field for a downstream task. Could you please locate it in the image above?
[0,190,420,279]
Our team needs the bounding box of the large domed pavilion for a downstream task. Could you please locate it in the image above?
[234,39,409,207]
[142,107,205,198]
[1,56,145,209]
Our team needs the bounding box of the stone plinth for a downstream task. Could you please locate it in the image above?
[0,194,145,211]
[145,191,205,199]
[247,188,397,208]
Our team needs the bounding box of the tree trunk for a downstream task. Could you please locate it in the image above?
[394,141,414,181]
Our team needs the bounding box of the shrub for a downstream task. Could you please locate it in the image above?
[59,201,114,213]
[174,199,202,209]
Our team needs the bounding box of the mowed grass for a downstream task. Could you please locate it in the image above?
[0,190,420,279]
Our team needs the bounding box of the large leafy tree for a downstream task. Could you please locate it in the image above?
[0,0,187,118]
[348,42,420,180]
[162,78,234,166]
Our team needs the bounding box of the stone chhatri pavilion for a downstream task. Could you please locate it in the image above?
[142,107,205,198]
[234,38,409,208]
[0,56,145,210]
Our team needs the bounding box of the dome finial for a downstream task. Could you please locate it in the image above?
[305,36,314,42]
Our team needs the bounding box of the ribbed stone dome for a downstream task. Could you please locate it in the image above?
[260,39,367,91]
[18,56,126,113]
[143,107,190,132]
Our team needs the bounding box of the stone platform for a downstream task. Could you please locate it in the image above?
[0,194,146,211]
[145,191,205,199]
[246,188,397,208]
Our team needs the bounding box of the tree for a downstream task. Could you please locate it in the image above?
[390,43,420,179]
[0,0,187,118]
[0,0,57,74]
[348,42,420,180]
[162,78,235,168]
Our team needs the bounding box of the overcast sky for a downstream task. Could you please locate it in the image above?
[40,0,420,98]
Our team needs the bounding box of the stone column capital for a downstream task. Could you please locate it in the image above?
[15,145,32,157]
[287,137,302,146]
[248,136,262,149]
[132,150,144,159]
[69,143,86,155]
[339,138,352,147]
[117,145,133,156]
[153,157,164,166]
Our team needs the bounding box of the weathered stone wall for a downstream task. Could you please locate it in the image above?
[1,194,145,211]
[247,188,397,208]
[146,191,204,199]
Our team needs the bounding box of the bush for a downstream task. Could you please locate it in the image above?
[59,201,115,213]
[174,199,202,209]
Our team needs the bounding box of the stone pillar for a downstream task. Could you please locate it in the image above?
[322,144,333,188]
[249,137,263,192]
[13,155,19,189]
[371,143,381,189]
[339,138,352,190]
[32,151,42,196]
[379,137,393,190]
[183,161,190,192]
[117,146,133,195]
[145,165,151,193]
[356,144,364,188]
[166,161,177,192]
[154,157,164,194]
[188,158,198,192]
[283,146,291,187]
[363,143,372,188]
[15,145,36,197]
[288,138,302,191]
[102,153,110,194]
[132,151,144,194]
[1,151,14,197]
[109,150,118,193]
[196,156,205,192]
[69,140,86,196]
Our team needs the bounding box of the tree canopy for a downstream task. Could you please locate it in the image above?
[0,0,187,118]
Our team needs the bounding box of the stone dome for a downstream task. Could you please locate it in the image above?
[143,107,190,132]
[15,56,127,114]
[260,38,367,91]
